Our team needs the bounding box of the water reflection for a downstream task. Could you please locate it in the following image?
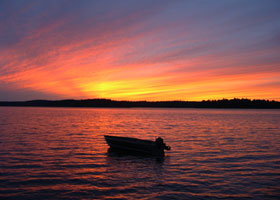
[0,107,279,199]
[106,147,166,163]
[105,149,169,198]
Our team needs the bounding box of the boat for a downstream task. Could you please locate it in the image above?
[104,135,171,157]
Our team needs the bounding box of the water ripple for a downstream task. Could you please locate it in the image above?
[0,107,280,199]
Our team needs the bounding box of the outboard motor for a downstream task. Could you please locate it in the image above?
[155,137,171,150]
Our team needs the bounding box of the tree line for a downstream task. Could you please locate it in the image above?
[0,98,279,108]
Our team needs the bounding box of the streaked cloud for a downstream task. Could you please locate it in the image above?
[0,0,279,101]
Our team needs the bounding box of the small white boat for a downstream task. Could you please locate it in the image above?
[104,135,171,157]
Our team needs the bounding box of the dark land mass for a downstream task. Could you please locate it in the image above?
[0,98,279,109]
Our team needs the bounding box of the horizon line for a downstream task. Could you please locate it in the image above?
[1,98,279,103]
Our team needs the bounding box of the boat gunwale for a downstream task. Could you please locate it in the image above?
[104,135,155,145]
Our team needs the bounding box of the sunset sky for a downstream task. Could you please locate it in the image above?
[0,0,280,101]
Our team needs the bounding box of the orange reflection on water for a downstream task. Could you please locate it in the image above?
[1,107,280,199]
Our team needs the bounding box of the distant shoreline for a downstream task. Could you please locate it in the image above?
[0,98,279,109]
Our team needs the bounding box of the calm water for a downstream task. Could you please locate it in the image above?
[0,107,279,200]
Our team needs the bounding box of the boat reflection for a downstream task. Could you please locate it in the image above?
[106,147,166,163]
[105,148,169,188]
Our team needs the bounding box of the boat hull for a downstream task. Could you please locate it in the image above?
[104,135,166,156]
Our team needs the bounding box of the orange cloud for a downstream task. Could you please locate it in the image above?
[1,1,280,101]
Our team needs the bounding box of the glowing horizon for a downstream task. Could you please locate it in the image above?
[1,0,280,101]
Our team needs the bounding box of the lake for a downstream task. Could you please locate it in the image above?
[0,107,279,199]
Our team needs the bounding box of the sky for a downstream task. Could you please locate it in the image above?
[0,0,280,101]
